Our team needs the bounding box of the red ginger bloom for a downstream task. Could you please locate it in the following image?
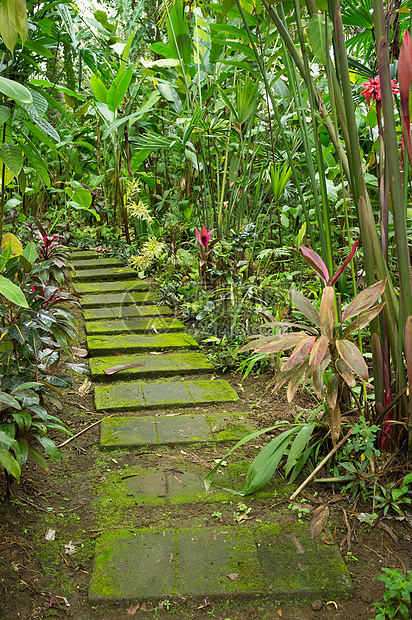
[195,225,215,249]
[361,76,399,105]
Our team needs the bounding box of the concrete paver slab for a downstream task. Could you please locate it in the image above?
[89,351,213,381]
[85,317,184,336]
[70,250,101,259]
[73,280,149,295]
[87,333,198,356]
[89,530,175,602]
[100,412,253,448]
[81,291,158,308]
[74,267,138,282]
[89,524,354,603]
[84,305,173,321]
[72,257,122,270]
[95,379,238,412]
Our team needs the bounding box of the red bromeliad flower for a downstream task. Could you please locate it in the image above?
[195,225,215,249]
[361,76,399,105]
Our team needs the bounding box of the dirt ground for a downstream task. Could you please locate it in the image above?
[1,313,412,620]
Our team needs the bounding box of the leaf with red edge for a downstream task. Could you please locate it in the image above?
[281,336,316,372]
[309,334,329,372]
[319,286,335,340]
[254,333,310,355]
[290,289,320,327]
[399,31,412,164]
[342,302,385,338]
[336,358,357,387]
[342,279,386,322]
[298,246,329,285]
[336,339,368,381]
[271,360,309,394]
[287,361,310,402]
[329,240,358,286]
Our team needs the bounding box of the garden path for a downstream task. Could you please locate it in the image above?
[71,249,354,607]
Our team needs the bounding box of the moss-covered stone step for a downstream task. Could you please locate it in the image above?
[94,379,238,412]
[83,305,173,322]
[81,291,158,309]
[85,316,184,336]
[73,280,149,296]
[89,523,354,603]
[74,267,138,282]
[100,411,253,449]
[87,333,197,356]
[70,250,101,260]
[89,351,213,381]
[72,257,123,270]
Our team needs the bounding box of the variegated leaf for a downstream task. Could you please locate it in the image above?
[311,349,331,399]
[281,336,316,372]
[319,286,335,341]
[239,335,280,353]
[298,246,329,284]
[342,279,386,322]
[336,339,368,381]
[330,403,341,445]
[272,360,309,394]
[290,289,321,327]
[259,321,318,336]
[255,332,309,355]
[336,358,357,388]
[287,360,310,402]
[309,334,329,372]
[326,373,339,410]
[342,302,386,338]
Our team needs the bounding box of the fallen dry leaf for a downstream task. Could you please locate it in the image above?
[378,521,398,543]
[309,504,330,539]
[64,541,76,555]
[127,603,140,615]
[45,528,56,541]
[72,347,88,358]
[226,573,239,581]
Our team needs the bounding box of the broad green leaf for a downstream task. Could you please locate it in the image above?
[156,83,182,113]
[15,437,28,466]
[243,428,297,494]
[1,142,23,176]
[120,32,134,71]
[90,74,107,103]
[0,156,15,185]
[166,1,191,67]
[28,446,49,470]
[102,92,161,140]
[0,446,20,480]
[35,435,60,460]
[222,0,236,16]
[342,302,386,338]
[21,141,50,186]
[308,13,334,65]
[285,424,315,476]
[0,76,32,103]
[0,0,28,53]
[342,279,387,322]
[141,58,180,69]
[0,274,29,307]
[94,9,115,33]
[30,79,84,100]
[0,105,10,124]
[336,339,368,381]
[106,69,133,112]
[71,186,92,209]
[0,392,21,410]
[21,241,38,269]
[23,109,60,142]
[1,231,22,255]
[290,289,321,327]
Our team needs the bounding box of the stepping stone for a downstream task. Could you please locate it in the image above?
[85,316,185,336]
[87,333,197,356]
[89,524,354,603]
[73,280,149,295]
[83,305,172,322]
[81,291,158,309]
[89,351,213,381]
[100,412,253,448]
[74,267,138,282]
[70,250,101,260]
[94,379,238,412]
[72,257,123,270]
